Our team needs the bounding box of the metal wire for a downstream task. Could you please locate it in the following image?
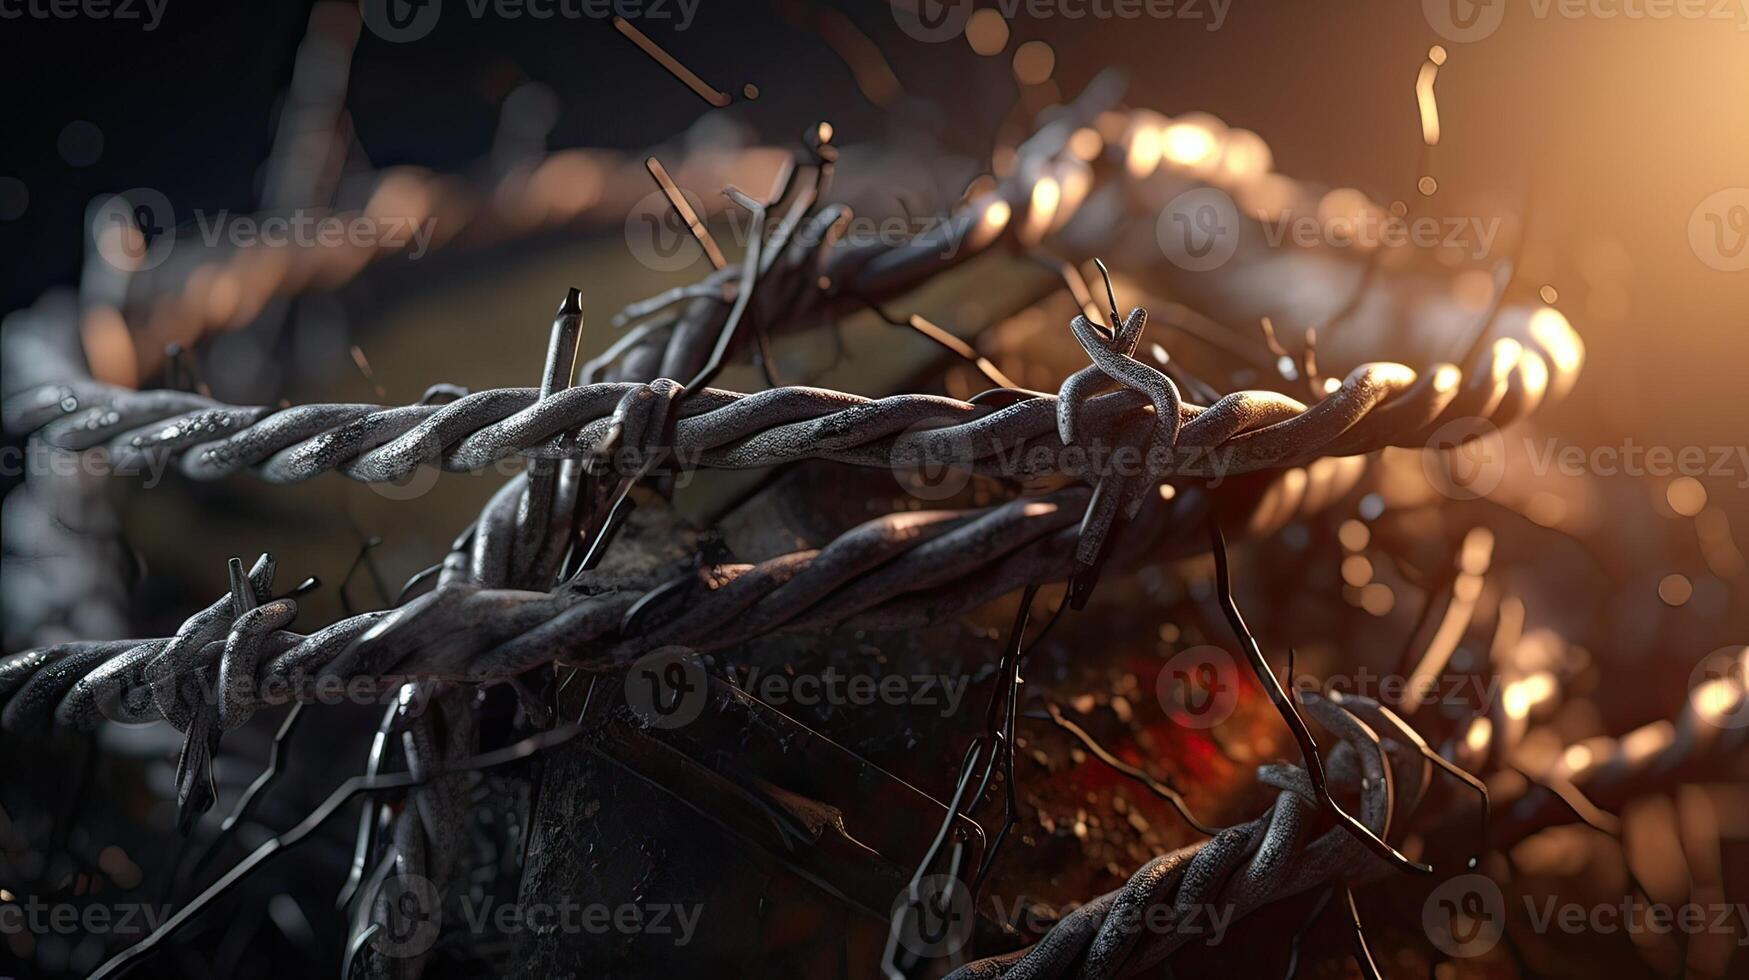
[0,69,1606,980]
[4,295,1565,504]
[0,284,1575,736]
[940,658,1749,979]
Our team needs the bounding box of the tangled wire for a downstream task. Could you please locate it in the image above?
[18,68,1731,980]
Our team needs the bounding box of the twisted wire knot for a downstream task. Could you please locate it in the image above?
[946,691,1429,978]
[1057,306,1184,568]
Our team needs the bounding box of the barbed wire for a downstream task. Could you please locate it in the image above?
[0,64,1612,980]
[1,279,1576,736]
[935,654,1749,979]
[4,297,1567,497]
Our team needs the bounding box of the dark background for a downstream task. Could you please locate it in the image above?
[1,2,1745,977]
[4,0,1746,448]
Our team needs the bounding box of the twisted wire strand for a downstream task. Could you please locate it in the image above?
[943,658,1749,979]
[0,292,1576,738]
[1475,647,1749,844]
[944,690,1428,980]
[3,299,1566,497]
[0,488,1074,733]
[0,68,1605,980]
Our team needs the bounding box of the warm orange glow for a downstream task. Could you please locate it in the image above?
[965,9,1008,56]
[80,305,138,389]
[1022,176,1060,244]
[1658,573,1693,606]
[1125,121,1163,178]
[1216,128,1272,182]
[1667,477,1708,517]
[1416,60,1441,146]
[1504,672,1555,720]
[1068,127,1103,162]
[1012,41,1054,86]
[1529,307,1584,379]
[1161,120,1220,170]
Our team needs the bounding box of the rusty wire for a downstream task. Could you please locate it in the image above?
[1,285,1572,734]
[940,652,1748,980]
[0,61,1623,980]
